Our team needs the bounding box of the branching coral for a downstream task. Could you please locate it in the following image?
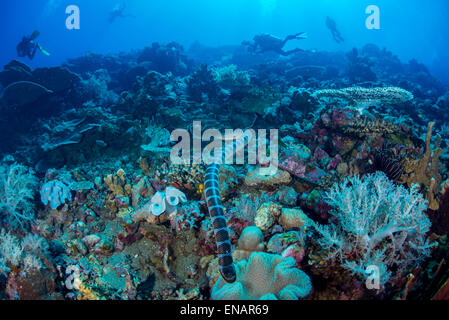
[185,64,220,102]
[211,251,312,300]
[401,122,443,210]
[229,192,271,224]
[104,168,129,197]
[312,171,434,288]
[80,69,118,105]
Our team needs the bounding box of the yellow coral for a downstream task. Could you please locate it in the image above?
[313,86,413,107]
[104,169,128,197]
[139,157,150,176]
[117,169,126,184]
[77,283,100,300]
[401,122,443,210]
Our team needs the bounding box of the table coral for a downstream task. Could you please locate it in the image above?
[313,86,413,108]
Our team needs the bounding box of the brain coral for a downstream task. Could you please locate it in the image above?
[211,251,312,300]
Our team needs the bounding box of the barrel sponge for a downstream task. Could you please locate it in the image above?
[211,251,312,300]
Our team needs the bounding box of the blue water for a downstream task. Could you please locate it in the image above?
[1,0,449,82]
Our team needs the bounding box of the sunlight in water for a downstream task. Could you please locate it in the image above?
[42,0,63,17]
[260,0,277,16]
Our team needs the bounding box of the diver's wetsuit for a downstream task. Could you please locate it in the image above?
[16,37,38,60]
[326,17,344,43]
[244,33,306,56]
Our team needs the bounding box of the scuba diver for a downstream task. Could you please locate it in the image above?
[242,32,308,56]
[16,30,50,60]
[326,16,344,43]
[108,2,134,23]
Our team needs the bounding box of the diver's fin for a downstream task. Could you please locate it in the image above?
[37,43,50,56]
[297,32,308,40]
[30,30,40,40]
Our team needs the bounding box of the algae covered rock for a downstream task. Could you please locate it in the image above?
[244,166,291,190]
[279,208,312,230]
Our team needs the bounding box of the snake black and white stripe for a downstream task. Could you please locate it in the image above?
[204,162,236,283]
[203,131,255,283]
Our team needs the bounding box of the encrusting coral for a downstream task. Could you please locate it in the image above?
[0,38,447,301]
[104,168,129,197]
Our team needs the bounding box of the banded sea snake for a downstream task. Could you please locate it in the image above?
[203,131,254,283]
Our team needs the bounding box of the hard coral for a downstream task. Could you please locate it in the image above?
[313,86,413,109]
[401,122,443,210]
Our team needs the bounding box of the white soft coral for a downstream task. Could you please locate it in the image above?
[312,171,435,287]
[0,163,38,227]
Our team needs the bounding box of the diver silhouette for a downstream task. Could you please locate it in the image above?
[326,16,344,43]
[16,30,49,60]
[242,33,308,56]
[109,2,135,23]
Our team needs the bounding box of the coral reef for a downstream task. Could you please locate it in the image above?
[0,39,447,301]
